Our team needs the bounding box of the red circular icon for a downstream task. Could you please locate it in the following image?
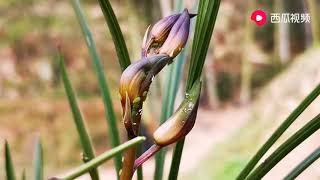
[251,9,267,27]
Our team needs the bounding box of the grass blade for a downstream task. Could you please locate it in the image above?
[33,139,43,180]
[246,113,320,179]
[136,145,143,180]
[96,0,131,71]
[284,146,320,180]
[5,141,16,180]
[71,0,122,176]
[21,169,26,180]
[59,55,99,180]
[168,0,221,179]
[50,137,145,180]
[236,84,320,179]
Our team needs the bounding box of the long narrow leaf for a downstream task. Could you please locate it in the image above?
[50,136,145,180]
[59,55,99,180]
[71,0,122,176]
[246,113,320,179]
[5,141,16,180]
[136,145,143,180]
[96,0,131,71]
[33,139,43,180]
[21,169,26,180]
[236,84,320,179]
[284,146,320,180]
[168,0,221,179]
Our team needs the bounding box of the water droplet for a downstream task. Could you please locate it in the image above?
[188,102,194,110]
[185,93,190,98]
[143,91,148,97]
[151,76,155,82]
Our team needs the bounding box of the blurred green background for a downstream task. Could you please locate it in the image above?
[1,0,320,179]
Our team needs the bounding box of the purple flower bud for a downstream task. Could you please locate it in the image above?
[159,9,191,58]
[150,14,180,44]
[142,9,196,58]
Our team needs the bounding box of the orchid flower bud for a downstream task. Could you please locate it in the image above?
[119,54,171,136]
[119,54,171,107]
[142,9,196,58]
[153,80,201,146]
[150,14,181,44]
[159,9,191,58]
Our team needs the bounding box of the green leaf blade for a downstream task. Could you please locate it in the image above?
[284,146,320,180]
[96,0,131,71]
[71,0,122,176]
[33,139,44,180]
[246,113,320,179]
[51,136,145,180]
[5,141,16,180]
[236,84,320,180]
[59,55,99,180]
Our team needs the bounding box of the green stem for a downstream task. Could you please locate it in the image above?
[50,137,145,180]
[168,139,185,180]
[136,144,143,180]
[246,113,320,179]
[284,146,320,180]
[236,84,320,180]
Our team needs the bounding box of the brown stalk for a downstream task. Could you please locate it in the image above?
[120,99,143,180]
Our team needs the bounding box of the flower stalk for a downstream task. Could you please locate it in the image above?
[120,8,194,179]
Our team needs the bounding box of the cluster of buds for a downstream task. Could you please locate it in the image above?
[142,8,196,58]
[119,9,195,137]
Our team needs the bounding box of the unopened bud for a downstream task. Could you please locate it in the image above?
[119,54,171,107]
[153,80,201,146]
[159,9,191,58]
[142,9,196,58]
[150,14,180,44]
